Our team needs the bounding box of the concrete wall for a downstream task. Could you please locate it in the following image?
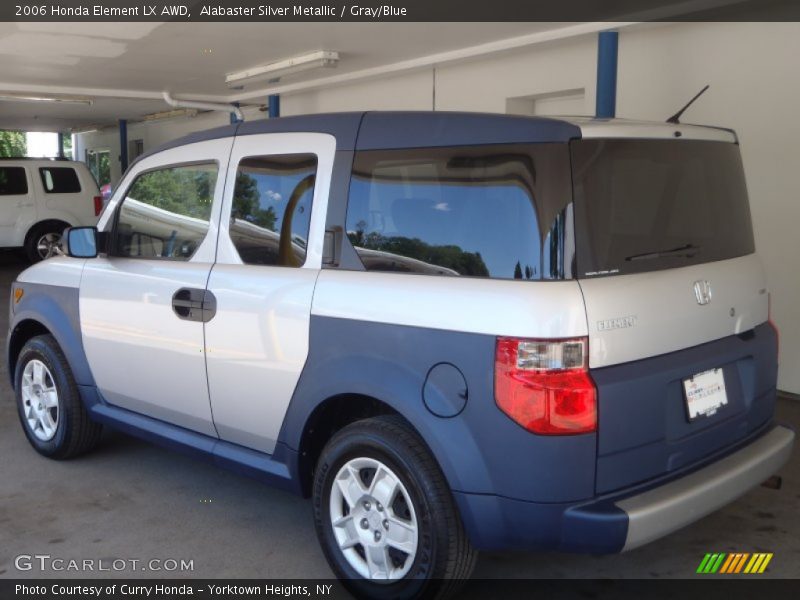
[75,22,800,393]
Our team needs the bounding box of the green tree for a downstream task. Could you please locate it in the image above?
[232,172,277,231]
[62,135,73,160]
[87,150,111,186]
[350,233,489,277]
[0,131,26,157]
[128,167,216,219]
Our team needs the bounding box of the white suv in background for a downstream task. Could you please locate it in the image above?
[0,157,102,262]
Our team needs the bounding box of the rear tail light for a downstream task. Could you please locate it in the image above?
[495,337,597,435]
[93,195,103,216]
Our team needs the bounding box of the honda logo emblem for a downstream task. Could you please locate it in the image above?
[693,280,712,305]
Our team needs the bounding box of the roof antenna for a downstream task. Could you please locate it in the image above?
[667,84,710,124]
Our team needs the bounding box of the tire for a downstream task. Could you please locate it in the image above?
[313,416,477,599]
[14,334,102,459]
[25,223,66,263]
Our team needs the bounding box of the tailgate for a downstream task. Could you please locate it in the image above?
[579,254,777,493]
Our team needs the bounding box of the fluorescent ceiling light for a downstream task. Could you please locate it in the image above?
[226,50,339,87]
[70,125,101,134]
[0,93,93,106]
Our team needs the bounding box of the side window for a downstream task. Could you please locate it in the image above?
[39,167,81,193]
[0,167,28,195]
[344,145,572,280]
[113,163,217,260]
[230,154,316,267]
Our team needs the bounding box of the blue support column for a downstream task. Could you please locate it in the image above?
[119,119,128,172]
[57,132,65,158]
[230,102,241,124]
[268,94,280,118]
[595,31,619,119]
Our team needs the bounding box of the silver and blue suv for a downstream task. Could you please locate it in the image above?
[7,112,794,597]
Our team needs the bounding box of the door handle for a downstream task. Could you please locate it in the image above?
[172,288,217,323]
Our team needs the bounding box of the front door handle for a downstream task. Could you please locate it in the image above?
[172,288,217,323]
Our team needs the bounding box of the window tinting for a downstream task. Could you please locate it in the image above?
[571,139,755,277]
[39,167,81,193]
[113,163,217,260]
[0,167,28,195]
[230,154,316,267]
[345,144,573,279]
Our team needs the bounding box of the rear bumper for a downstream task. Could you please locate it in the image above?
[455,424,794,553]
[617,423,794,551]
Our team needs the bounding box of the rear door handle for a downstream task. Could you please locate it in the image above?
[172,288,217,323]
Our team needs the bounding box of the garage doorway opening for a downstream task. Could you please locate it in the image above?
[86,149,111,187]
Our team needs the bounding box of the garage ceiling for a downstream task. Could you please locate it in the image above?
[0,21,565,131]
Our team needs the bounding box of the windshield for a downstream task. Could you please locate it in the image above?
[571,138,755,277]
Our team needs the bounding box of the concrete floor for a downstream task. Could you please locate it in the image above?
[0,252,797,580]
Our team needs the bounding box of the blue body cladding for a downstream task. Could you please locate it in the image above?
[8,283,95,388]
[593,323,777,494]
[278,315,598,502]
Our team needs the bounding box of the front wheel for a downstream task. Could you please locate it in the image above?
[15,334,102,459]
[313,416,477,599]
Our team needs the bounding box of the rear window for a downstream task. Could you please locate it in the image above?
[39,167,81,194]
[345,144,573,280]
[571,139,755,277]
[0,167,28,195]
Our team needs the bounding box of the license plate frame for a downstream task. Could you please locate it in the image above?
[683,368,728,422]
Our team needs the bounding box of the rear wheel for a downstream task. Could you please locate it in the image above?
[15,335,102,459]
[25,223,66,263]
[313,416,477,599]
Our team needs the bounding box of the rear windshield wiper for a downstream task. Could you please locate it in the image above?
[625,244,701,262]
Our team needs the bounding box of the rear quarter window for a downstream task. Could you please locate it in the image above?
[39,167,82,194]
[0,167,28,195]
[344,144,574,280]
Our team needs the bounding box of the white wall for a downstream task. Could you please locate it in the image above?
[75,22,800,392]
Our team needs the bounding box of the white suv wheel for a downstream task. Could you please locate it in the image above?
[36,232,64,260]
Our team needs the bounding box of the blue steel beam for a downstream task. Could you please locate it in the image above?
[268,94,280,118]
[595,31,619,119]
[119,119,128,172]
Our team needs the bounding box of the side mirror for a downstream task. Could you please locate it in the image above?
[64,226,99,258]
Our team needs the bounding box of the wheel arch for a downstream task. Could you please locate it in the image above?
[25,218,74,243]
[278,353,494,500]
[8,285,94,390]
[7,319,52,383]
[294,393,404,497]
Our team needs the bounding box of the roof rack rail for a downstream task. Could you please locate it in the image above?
[0,156,70,161]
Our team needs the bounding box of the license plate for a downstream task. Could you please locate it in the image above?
[683,368,728,421]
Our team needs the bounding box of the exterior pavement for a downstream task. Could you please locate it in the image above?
[0,251,797,580]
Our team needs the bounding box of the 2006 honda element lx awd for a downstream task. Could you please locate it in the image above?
[7,112,794,598]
